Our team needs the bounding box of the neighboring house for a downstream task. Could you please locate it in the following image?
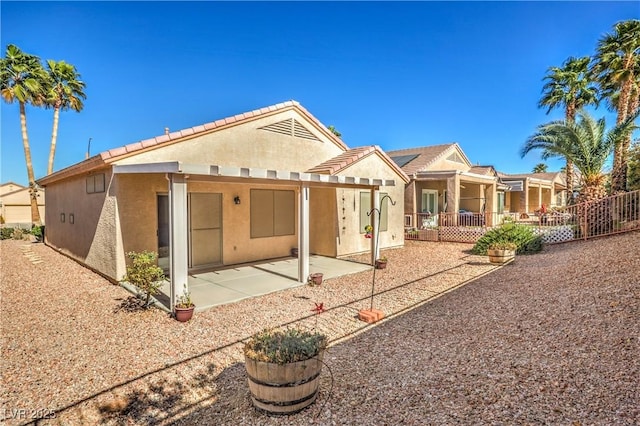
[37,100,409,308]
[0,182,45,227]
[387,144,508,227]
[498,172,567,214]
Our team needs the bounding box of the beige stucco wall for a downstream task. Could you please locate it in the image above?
[414,181,448,213]
[335,153,405,256]
[113,109,345,173]
[426,148,470,172]
[0,188,45,225]
[44,169,123,280]
[115,175,301,272]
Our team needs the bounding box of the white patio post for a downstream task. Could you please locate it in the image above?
[538,184,543,209]
[298,184,310,283]
[372,189,380,264]
[169,174,188,312]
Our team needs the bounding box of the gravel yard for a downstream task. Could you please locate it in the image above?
[1,233,639,425]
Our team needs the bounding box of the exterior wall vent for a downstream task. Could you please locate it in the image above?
[259,118,321,141]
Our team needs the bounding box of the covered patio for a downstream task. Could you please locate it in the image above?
[154,255,371,310]
[112,161,397,314]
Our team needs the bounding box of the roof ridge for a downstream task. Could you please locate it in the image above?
[386,143,456,154]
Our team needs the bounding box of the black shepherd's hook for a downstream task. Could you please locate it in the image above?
[366,194,396,310]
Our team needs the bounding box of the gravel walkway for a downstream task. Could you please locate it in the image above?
[1,233,638,425]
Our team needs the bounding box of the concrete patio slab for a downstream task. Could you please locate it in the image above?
[157,255,371,311]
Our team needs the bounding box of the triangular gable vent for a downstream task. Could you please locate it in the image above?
[447,152,464,163]
[259,118,321,141]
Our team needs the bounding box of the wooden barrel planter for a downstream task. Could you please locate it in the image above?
[487,249,515,264]
[244,350,325,414]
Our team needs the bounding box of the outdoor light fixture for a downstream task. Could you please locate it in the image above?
[60,213,65,223]
[69,214,75,224]
[234,196,241,205]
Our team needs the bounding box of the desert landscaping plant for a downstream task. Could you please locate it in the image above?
[122,251,165,308]
[244,327,328,414]
[472,223,543,255]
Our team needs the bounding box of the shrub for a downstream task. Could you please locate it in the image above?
[244,328,327,364]
[472,223,543,255]
[31,225,44,241]
[122,251,165,308]
[12,228,26,240]
[1,227,14,240]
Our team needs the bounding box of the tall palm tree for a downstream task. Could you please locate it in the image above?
[532,163,548,173]
[45,59,86,175]
[593,19,640,192]
[0,44,47,224]
[538,56,598,203]
[522,109,639,203]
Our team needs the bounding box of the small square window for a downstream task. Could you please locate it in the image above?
[86,173,106,194]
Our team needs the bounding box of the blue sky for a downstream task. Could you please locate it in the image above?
[1,1,638,186]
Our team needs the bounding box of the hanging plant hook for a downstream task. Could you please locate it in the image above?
[366,194,396,311]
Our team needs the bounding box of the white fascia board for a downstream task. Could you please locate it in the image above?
[459,171,499,182]
[112,161,182,174]
[114,162,396,187]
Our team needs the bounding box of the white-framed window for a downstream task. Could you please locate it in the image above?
[421,189,438,214]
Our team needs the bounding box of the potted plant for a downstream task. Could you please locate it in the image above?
[175,285,195,322]
[121,251,165,308]
[487,241,517,264]
[375,256,388,270]
[244,328,327,414]
[308,272,323,286]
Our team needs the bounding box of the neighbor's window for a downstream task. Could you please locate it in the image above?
[250,189,295,238]
[86,173,105,194]
[360,192,388,233]
[497,192,505,214]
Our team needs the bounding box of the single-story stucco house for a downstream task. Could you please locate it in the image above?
[0,182,45,227]
[37,100,409,311]
[498,172,568,214]
[387,144,509,228]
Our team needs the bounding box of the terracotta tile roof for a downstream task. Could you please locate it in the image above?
[387,144,456,175]
[499,172,562,182]
[96,100,348,161]
[306,146,410,183]
[39,100,349,185]
[306,146,376,174]
[468,166,497,176]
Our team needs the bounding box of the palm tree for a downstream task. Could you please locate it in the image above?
[532,163,548,173]
[0,44,47,224]
[522,109,639,203]
[327,125,342,137]
[538,56,598,203]
[593,19,640,192]
[45,59,86,175]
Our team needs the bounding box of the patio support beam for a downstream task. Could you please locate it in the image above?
[298,184,310,283]
[169,174,188,313]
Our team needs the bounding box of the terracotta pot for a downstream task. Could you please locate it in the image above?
[375,260,387,269]
[175,305,195,322]
[245,349,325,414]
[309,273,323,285]
[487,249,515,264]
